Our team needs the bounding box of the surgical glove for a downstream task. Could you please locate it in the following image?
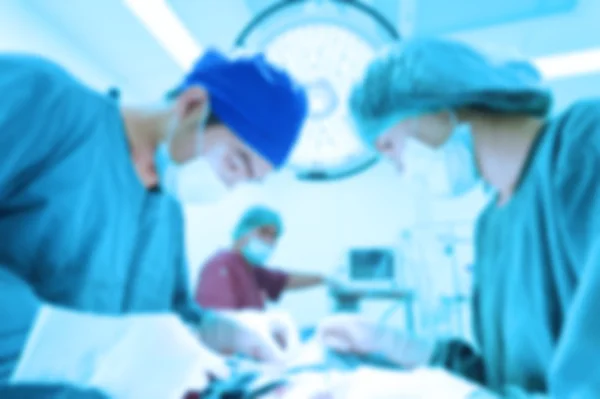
[199,310,300,362]
[267,309,301,353]
[12,305,229,399]
[317,314,436,368]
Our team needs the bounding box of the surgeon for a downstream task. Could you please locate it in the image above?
[196,205,327,311]
[0,49,308,396]
[318,37,600,398]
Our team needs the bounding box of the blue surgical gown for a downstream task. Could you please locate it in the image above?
[431,99,600,398]
[0,55,203,380]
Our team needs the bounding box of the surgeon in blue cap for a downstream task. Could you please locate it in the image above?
[0,49,307,396]
[319,37,600,398]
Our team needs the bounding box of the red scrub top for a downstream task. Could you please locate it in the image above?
[195,250,289,310]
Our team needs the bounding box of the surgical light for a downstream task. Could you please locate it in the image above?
[234,0,399,181]
[265,23,374,168]
[123,0,201,70]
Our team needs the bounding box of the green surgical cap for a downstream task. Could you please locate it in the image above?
[233,206,283,241]
[349,37,553,147]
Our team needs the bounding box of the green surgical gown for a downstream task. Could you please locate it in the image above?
[432,99,600,398]
[0,55,203,380]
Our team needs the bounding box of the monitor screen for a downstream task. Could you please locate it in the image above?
[349,248,395,281]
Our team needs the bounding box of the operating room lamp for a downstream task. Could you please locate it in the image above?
[124,0,600,180]
[234,0,400,181]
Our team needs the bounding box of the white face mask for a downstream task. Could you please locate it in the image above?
[242,237,274,266]
[402,122,480,198]
[155,144,229,204]
[440,122,480,197]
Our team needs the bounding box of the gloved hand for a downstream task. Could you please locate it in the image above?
[199,309,301,362]
[317,313,436,369]
[11,306,229,399]
[267,309,301,353]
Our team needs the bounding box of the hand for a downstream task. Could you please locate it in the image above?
[199,309,300,362]
[267,309,301,353]
[324,276,347,293]
[317,313,435,368]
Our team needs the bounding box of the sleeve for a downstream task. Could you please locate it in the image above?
[429,291,487,386]
[0,56,75,381]
[0,267,42,381]
[194,257,240,309]
[254,268,289,301]
[171,261,205,326]
[170,207,205,326]
[430,211,489,386]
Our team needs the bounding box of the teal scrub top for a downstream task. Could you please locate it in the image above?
[432,99,600,398]
[0,55,203,380]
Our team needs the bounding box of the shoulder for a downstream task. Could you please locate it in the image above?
[0,54,82,97]
[202,250,243,270]
[199,251,244,284]
[548,99,600,164]
[538,100,600,194]
[0,53,111,145]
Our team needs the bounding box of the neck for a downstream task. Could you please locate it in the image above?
[121,106,173,189]
[462,111,544,205]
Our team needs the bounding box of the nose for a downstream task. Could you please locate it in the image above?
[376,136,401,164]
[224,156,253,186]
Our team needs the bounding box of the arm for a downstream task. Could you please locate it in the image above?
[430,212,489,386]
[0,56,80,380]
[285,272,325,290]
[429,291,486,386]
[497,238,600,399]
[0,267,41,381]
[170,207,205,325]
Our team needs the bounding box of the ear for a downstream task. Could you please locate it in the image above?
[174,86,210,122]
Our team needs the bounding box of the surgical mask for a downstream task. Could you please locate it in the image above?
[155,144,229,204]
[402,122,480,198]
[440,122,480,197]
[242,237,274,266]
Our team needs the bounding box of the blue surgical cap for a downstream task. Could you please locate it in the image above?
[178,49,308,168]
[233,206,283,242]
[350,38,553,147]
